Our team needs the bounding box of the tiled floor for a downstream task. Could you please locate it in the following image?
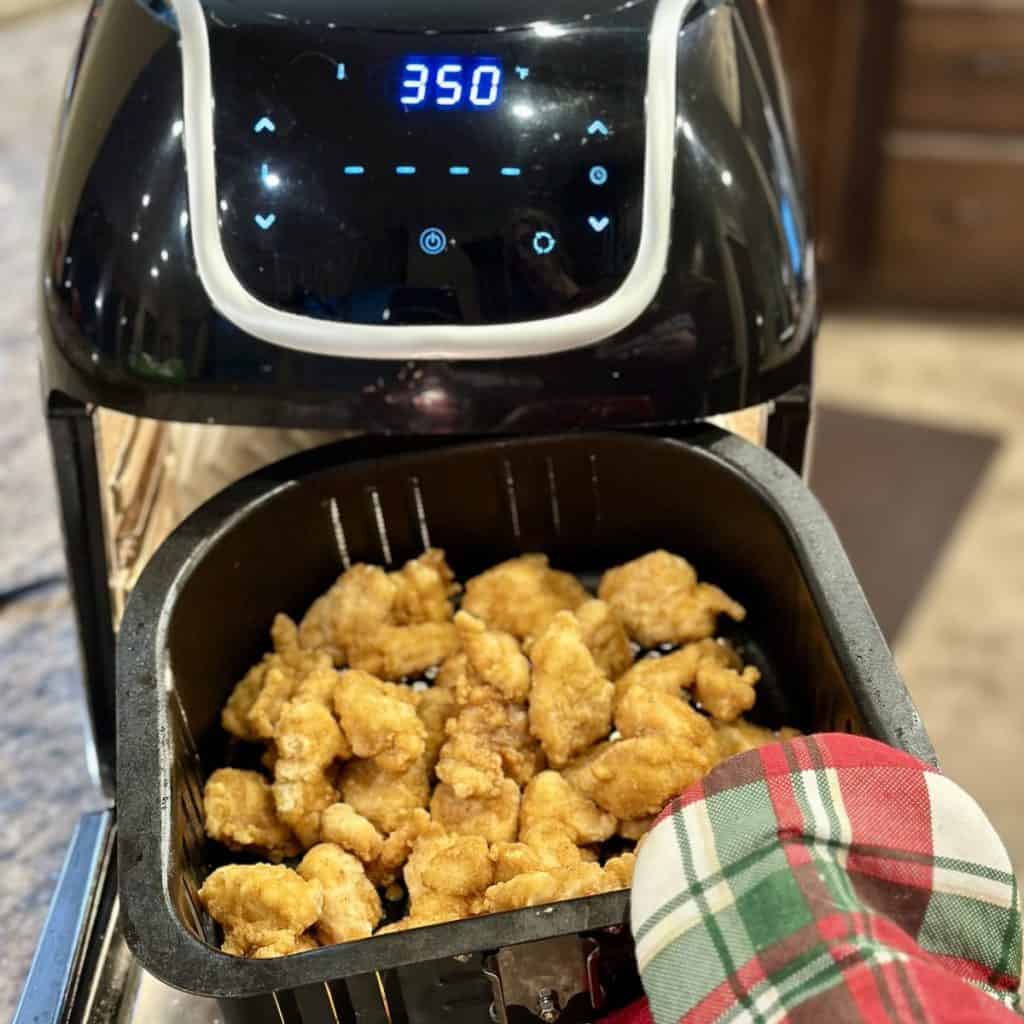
[1,1,1023,1017]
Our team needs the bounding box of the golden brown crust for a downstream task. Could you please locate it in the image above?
[203,768,300,861]
[528,611,614,768]
[599,551,745,647]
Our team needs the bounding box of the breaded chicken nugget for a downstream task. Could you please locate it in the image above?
[334,670,426,773]
[462,555,588,642]
[576,599,634,680]
[529,611,614,768]
[431,777,521,844]
[390,549,459,625]
[321,802,385,864]
[348,622,459,682]
[598,551,745,647]
[297,844,382,945]
[199,864,323,958]
[339,756,430,834]
[203,768,299,861]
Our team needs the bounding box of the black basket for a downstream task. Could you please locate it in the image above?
[116,427,933,1023]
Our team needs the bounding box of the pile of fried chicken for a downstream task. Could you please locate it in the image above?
[199,550,798,958]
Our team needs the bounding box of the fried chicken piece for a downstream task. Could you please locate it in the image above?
[452,612,532,705]
[274,700,347,782]
[565,686,716,819]
[435,730,504,799]
[417,684,457,769]
[321,802,385,863]
[615,683,715,748]
[614,639,759,724]
[298,564,397,663]
[529,611,614,768]
[603,852,637,889]
[520,771,616,846]
[198,864,323,959]
[618,817,655,841]
[480,872,560,913]
[397,828,495,927]
[203,768,300,861]
[695,661,761,723]
[339,756,430,834]
[598,551,746,647]
[431,777,521,844]
[490,842,545,882]
[438,701,544,798]
[293,664,343,709]
[565,737,708,821]
[272,775,339,849]
[366,808,433,887]
[576,600,634,680]
[297,843,382,945]
[479,853,632,915]
[334,670,426,773]
[713,719,801,760]
[435,652,467,692]
[614,642,716,704]
[462,555,589,642]
[391,549,459,624]
[222,615,333,740]
[251,933,319,958]
[347,623,459,682]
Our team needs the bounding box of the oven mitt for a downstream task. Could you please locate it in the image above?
[626,734,1023,1023]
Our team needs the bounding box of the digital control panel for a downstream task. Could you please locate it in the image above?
[207,9,650,326]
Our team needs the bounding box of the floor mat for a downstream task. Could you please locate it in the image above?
[809,404,1000,643]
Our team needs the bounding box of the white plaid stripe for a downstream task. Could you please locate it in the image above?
[825,766,853,846]
[931,864,1017,910]
[631,815,689,934]
[927,772,1015,876]
[801,768,836,840]
[686,798,724,881]
[635,877,737,971]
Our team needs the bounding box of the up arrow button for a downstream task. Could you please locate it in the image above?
[587,120,609,136]
[253,117,276,134]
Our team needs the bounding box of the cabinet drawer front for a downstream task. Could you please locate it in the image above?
[893,4,1024,134]
[874,141,1024,307]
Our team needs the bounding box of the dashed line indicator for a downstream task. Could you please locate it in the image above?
[449,166,470,176]
[501,167,522,177]
[344,165,365,176]
[395,165,417,176]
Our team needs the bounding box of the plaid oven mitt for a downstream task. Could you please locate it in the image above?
[628,734,1023,1023]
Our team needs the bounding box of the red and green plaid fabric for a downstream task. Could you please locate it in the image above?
[629,734,1022,1023]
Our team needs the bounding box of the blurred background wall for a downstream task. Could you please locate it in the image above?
[773,0,1024,311]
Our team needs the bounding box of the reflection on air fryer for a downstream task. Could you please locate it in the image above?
[200,549,799,958]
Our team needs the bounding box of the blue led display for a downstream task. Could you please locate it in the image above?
[400,59,503,109]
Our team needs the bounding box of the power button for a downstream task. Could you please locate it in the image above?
[419,227,448,256]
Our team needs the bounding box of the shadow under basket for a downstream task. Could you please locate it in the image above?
[115,427,933,1024]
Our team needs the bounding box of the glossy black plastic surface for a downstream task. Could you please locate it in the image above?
[39,0,816,430]
[212,7,648,324]
[117,429,931,1005]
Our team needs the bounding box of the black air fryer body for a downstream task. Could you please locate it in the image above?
[17,2,930,1023]
[42,0,814,432]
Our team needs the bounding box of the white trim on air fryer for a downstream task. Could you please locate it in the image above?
[170,0,698,360]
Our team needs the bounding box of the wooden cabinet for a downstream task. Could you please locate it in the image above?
[769,0,1024,311]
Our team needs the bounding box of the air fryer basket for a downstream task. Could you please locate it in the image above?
[117,427,932,1021]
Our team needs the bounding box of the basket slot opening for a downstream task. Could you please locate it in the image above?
[328,498,352,571]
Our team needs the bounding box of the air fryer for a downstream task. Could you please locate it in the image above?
[15,1,931,1023]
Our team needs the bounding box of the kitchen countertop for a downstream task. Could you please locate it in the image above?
[0,3,104,1019]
